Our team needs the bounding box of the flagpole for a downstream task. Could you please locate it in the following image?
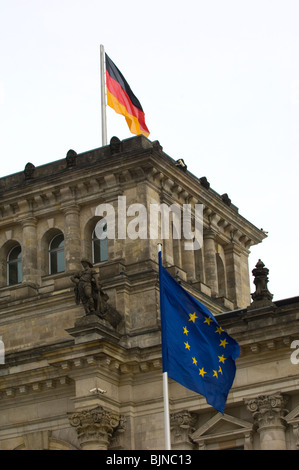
[163,372,171,450]
[158,243,171,450]
[100,44,108,146]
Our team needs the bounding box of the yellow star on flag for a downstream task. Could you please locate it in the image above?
[192,357,197,366]
[218,354,226,363]
[213,370,218,378]
[204,316,212,325]
[215,326,224,334]
[218,366,223,375]
[183,326,189,336]
[184,341,191,350]
[199,367,207,377]
[189,312,198,323]
[220,338,229,348]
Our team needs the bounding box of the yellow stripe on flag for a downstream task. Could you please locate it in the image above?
[107,90,149,137]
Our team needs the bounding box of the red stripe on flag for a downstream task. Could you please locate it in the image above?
[106,71,149,135]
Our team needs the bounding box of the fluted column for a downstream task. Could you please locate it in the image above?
[69,406,121,450]
[203,229,218,296]
[246,393,288,450]
[62,204,81,272]
[22,216,38,285]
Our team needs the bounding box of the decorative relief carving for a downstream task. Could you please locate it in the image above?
[246,393,288,429]
[170,410,197,449]
[68,406,122,450]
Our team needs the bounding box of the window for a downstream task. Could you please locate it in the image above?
[92,222,108,264]
[7,245,22,285]
[49,234,65,274]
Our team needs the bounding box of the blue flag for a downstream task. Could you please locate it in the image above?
[159,251,240,414]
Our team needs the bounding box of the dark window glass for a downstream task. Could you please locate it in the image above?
[7,245,22,285]
[92,225,108,263]
[49,234,65,274]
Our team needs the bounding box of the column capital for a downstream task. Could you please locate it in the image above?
[203,228,216,239]
[21,215,38,228]
[170,410,197,450]
[246,393,288,430]
[69,406,121,450]
[223,242,242,256]
[61,203,80,216]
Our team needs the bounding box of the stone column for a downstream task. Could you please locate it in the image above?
[224,242,242,308]
[203,229,218,296]
[246,393,288,450]
[182,247,196,281]
[22,216,39,285]
[69,406,121,450]
[62,204,81,272]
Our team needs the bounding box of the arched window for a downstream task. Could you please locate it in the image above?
[49,234,65,274]
[7,245,22,285]
[92,222,108,264]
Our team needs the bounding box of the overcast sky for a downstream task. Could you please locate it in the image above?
[0,0,298,301]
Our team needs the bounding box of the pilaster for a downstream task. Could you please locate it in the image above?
[62,204,81,272]
[21,216,39,285]
[203,229,218,296]
[224,242,242,308]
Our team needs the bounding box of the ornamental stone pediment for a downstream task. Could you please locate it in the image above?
[190,412,253,449]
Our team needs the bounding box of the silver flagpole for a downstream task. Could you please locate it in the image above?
[100,44,108,146]
[158,243,171,450]
[163,372,171,450]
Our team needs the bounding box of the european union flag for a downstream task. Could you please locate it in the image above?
[159,251,240,414]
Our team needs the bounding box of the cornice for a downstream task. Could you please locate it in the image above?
[0,140,266,249]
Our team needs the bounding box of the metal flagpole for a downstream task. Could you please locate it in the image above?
[163,372,171,450]
[158,243,171,450]
[100,44,108,146]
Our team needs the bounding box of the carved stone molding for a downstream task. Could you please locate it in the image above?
[246,393,288,429]
[285,405,299,449]
[170,410,197,450]
[68,406,121,450]
[190,412,253,450]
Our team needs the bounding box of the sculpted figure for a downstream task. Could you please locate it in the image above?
[71,259,109,315]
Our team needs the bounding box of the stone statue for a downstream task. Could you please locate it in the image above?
[71,259,109,315]
[70,259,121,329]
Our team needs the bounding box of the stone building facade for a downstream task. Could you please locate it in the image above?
[0,135,298,450]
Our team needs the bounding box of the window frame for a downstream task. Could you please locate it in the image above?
[48,233,65,275]
[92,223,108,264]
[7,244,22,286]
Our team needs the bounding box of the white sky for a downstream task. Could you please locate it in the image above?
[0,0,298,301]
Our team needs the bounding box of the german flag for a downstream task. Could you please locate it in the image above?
[105,53,150,137]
